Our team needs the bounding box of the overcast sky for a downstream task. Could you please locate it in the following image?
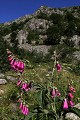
[0,0,80,23]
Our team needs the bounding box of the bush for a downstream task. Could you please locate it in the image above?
[50,13,63,25]
[36,12,49,20]
[27,30,39,44]
[45,25,61,45]
[0,35,10,73]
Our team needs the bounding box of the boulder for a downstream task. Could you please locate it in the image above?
[6,76,16,82]
[0,73,5,78]
[66,103,80,120]
[0,79,7,84]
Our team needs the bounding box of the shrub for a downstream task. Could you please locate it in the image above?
[0,36,10,73]
[45,25,61,45]
[36,12,49,20]
[27,30,39,44]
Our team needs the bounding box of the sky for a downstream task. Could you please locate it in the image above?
[0,0,80,23]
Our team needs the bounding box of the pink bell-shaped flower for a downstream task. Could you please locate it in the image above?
[22,83,31,91]
[19,102,23,109]
[69,100,74,107]
[21,105,29,115]
[17,80,22,86]
[50,89,56,98]
[63,99,68,109]
[50,88,61,98]
[8,56,13,62]
[17,61,24,73]
[56,63,62,72]
[10,59,14,65]
[69,86,76,93]
[13,61,19,71]
[22,105,25,114]
[24,106,29,115]
[56,89,61,97]
[68,92,74,99]
[22,83,27,90]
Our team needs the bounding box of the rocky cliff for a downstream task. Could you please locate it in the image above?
[0,6,80,60]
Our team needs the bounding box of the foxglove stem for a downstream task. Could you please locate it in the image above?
[53,97,56,113]
[33,68,43,83]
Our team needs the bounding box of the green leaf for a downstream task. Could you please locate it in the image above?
[24,112,36,120]
[37,90,42,106]
[63,107,80,119]
[70,107,80,118]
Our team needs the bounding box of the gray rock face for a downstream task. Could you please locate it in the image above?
[17,30,28,47]
[73,51,80,61]
[0,79,7,84]
[66,103,80,120]
[25,18,52,32]
[21,43,51,56]
[35,6,64,16]
[70,35,80,47]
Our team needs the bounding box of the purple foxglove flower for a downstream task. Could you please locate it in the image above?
[22,83,31,91]
[69,100,74,107]
[8,56,13,62]
[50,89,56,98]
[24,106,29,115]
[56,89,61,97]
[17,61,24,73]
[69,86,76,93]
[22,83,27,90]
[19,102,23,109]
[63,99,68,109]
[17,80,22,86]
[68,93,74,99]
[56,63,62,72]
[10,59,14,65]
[22,105,25,114]
[22,105,29,115]
[13,61,19,70]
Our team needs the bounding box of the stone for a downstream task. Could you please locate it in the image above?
[0,89,4,94]
[0,79,7,84]
[9,103,17,112]
[73,51,80,61]
[0,73,5,78]
[6,76,16,82]
[66,103,80,120]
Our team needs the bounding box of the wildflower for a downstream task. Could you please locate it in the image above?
[22,105,29,115]
[69,86,76,93]
[13,60,19,71]
[50,89,56,98]
[69,100,74,107]
[50,89,61,98]
[56,63,62,72]
[63,99,68,109]
[19,102,29,115]
[10,59,15,65]
[8,56,13,62]
[17,80,22,86]
[68,92,74,99]
[56,89,61,96]
[17,61,24,73]
[22,83,31,91]
[19,102,23,109]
